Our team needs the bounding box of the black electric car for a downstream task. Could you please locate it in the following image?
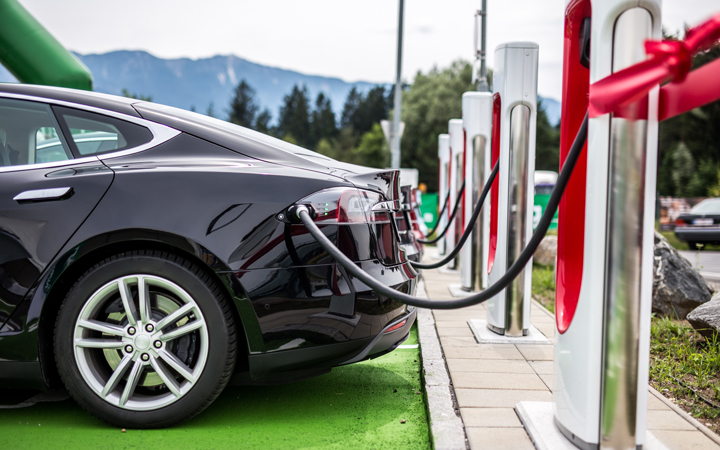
[0,84,417,428]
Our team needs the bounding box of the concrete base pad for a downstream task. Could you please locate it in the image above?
[515,401,668,450]
[438,266,459,275]
[468,319,551,345]
[448,284,475,297]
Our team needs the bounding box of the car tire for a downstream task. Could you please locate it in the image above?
[688,241,701,250]
[54,250,236,428]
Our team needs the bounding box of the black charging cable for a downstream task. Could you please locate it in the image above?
[411,162,497,269]
[423,182,454,236]
[418,179,465,244]
[292,113,588,309]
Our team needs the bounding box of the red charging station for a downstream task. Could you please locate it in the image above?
[485,42,538,337]
[553,1,661,448]
[460,92,493,291]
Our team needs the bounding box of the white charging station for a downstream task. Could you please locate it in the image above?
[534,1,661,449]
[437,134,450,256]
[460,92,493,291]
[484,42,538,337]
[446,119,464,270]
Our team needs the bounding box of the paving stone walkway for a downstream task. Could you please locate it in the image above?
[420,254,720,450]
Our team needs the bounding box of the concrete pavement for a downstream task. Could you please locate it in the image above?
[419,250,720,450]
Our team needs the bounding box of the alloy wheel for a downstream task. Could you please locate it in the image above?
[72,274,208,411]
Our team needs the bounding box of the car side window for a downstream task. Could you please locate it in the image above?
[0,98,73,167]
[52,106,153,157]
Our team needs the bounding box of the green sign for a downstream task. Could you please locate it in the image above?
[420,193,439,229]
[533,193,558,230]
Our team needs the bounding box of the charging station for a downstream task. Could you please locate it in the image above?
[460,92,493,291]
[446,119,464,270]
[437,134,450,256]
[548,1,661,448]
[484,42,538,337]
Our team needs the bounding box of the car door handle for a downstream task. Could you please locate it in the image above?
[14,187,74,202]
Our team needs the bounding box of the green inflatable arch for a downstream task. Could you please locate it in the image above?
[0,0,92,90]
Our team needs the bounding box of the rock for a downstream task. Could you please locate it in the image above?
[687,293,720,339]
[653,231,712,319]
[534,235,557,267]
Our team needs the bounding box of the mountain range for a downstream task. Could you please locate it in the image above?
[0,50,560,125]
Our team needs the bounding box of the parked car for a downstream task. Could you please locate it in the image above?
[674,198,720,249]
[0,84,416,428]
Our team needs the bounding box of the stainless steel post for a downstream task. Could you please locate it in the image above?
[505,105,531,336]
[600,7,651,449]
[471,135,487,290]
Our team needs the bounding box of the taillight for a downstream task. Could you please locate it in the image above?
[384,319,407,333]
[299,188,393,224]
[675,218,685,226]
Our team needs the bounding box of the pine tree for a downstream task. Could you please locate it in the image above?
[311,93,337,145]
[357,86,389,135]
[255,108,272,135]
[339,86,389,137]
[340,87,362,132]
[276,84,312,147]
[228,80,259,128]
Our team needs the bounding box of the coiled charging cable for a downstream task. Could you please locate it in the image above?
[291,113,588,309]
[418,179,465,244]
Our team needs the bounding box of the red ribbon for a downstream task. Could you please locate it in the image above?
[589,13,720,118]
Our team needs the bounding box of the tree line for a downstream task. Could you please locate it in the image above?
[657,30,720,197]
[223,61,559,191]
[227,80,394,168]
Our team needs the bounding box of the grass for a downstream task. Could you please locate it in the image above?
[649,317,720,433]
[0,324,430,450]
[531,264,555,313]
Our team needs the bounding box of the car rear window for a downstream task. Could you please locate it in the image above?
[52,105,153,156]
[690,198,720,215]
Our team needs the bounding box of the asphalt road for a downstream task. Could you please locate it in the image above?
[678,250,720,286]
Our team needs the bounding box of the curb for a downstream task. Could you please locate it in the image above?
[417,276,467,450]
[648,385,720,446]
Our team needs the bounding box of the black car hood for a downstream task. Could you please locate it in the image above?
[133,102,400,202]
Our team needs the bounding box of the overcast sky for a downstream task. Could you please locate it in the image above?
[19,0,718,101]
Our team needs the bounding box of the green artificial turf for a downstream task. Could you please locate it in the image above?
[0,324,430,450]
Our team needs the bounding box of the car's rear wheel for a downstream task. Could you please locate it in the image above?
[688,241,701,250]
[54,250,236,428]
